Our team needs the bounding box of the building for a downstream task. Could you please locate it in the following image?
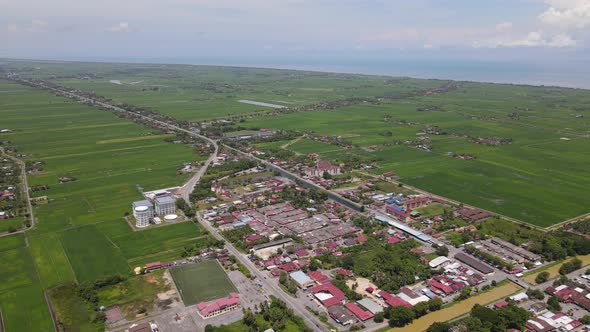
[304,160,341,178]
[154,196,176,216]
[345,303,374,321]
[196,293,241,319]
[357,298,383,315]
[311,283,346,308]
[428,256,451,269]
[133,200,153,228]
[127,322,158,332]
[454,208,492,222]
[454,252,494,275]
[328,305,356,326]
[289,271,315,289]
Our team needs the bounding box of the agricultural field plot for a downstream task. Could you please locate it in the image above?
[0,79,208,330]
[244,83,590,226]
[169,260,237,306]
[109,221,204,264]
[0,80,198,233]
[0,236,53,332]
[286,138,344,155]
[0,232,25,252]
[60,225,131,282]
[27,232,76,288]
[2,60,443,122]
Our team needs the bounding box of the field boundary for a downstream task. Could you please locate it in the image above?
[43,290,59,332]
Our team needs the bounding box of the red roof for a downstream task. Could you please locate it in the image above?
[335,268,353,277]
[427,279,453,294]
[145,261,162,269]
[355,235,367,244]
[495,300,509,308]
[365,287,374,293]
[345,303,374,321]
[387,236,401,244]
[308,270,330,284]
[379,291,412,308]
[311,283,346,307]
[295,249,309,257]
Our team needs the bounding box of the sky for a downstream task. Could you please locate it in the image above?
[1,0,589,65]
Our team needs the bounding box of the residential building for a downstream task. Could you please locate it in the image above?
[154,196,176,216]
[196,293,241,319]
[132,200,153,228]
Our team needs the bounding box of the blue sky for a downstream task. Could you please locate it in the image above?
[1,0,589,63]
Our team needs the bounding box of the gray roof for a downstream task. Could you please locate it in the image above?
[155,196,175,205]
[357,298,383,314]
[289,271,313,286]
[133,200,153,209]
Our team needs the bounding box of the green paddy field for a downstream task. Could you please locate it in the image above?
[0,79,206,331]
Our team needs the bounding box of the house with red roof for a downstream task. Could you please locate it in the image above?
[196,293,241,319]
[345,303,374,321]
[311,283,346,308]
[334,268,354,277]
[308,270,331,284]
[379,290,412,308]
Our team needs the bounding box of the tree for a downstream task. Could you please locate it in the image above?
[322,171,332,180]
[413,301,429,317]
[428,298,443,312]
[388,306,415,327]
[435,245,449,257]
[526,288,545,300]
[374,312,385,323]
[535,271,550,284]
[579,315,590,325]
[547,296,561,311]
[426,322,451,332]
[559,258,582,275]
[458,286,472,300]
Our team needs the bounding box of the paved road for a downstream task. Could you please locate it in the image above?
[31,83,327,331]
[41,84,219,204]
[196,213,329,332]
[0,147,35,237]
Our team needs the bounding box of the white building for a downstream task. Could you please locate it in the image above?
[132,200,153,228]
[155,196,176,216]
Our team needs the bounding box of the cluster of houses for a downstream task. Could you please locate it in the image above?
[526,311,585,332]
[546,284,590,312]
[209,201,361,248]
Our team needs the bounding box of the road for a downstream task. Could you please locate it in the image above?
[196,213,329,332]
[41,84,219,204]
[0,146,35,237]
[27,83,327,331]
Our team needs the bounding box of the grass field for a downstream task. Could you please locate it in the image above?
[169,260,237,305]
[523,254,590,284]
[387,282,523,332]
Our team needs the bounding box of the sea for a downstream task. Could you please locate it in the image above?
[225,58,590,90]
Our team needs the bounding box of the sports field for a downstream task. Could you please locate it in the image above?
[169,260,237,306]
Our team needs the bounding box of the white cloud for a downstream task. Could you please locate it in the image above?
[108,22,132,33]
[475,31,576,48]
[6,19,47,33]
[495,21,513,32]
[539,0,590,29]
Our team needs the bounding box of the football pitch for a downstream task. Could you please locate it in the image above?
[169,260,237,306]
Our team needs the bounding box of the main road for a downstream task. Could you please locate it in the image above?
[41,84,218,204]
[31,82,327,331]
[196,212,329,332]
